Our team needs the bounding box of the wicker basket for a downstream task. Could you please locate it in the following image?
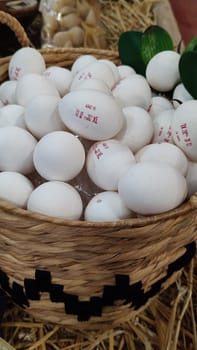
[0,10,196,331]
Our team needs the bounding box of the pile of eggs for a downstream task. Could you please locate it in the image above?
[0,46,196,222]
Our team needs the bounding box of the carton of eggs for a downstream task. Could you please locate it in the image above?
[86,139,136,190]
[27,181,83,220]
[33,131,85,181]
[118,162,187,215]
[58,89,123,140]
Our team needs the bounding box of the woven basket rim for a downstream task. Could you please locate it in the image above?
[0,195,196,228]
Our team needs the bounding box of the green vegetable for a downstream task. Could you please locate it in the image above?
[179,51,197,99]
[118,31,146,75]
[141,25,174,65]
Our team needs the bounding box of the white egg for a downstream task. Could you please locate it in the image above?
[112,74,152,109]
[0,104,26,129]
[71,54,97,76]
[70,78,111,95]
[117,65,136,79]
[186,161,197,198]
[15,73,60,106]
[86,139,136,190]
[0,126,37,174]
[43,66,72,96]
[146,50,180,92]
[115,106,153,153]
[118,162,187,215]
[33,131,85,181]
[0,80,17,105]
[152,109,175,144]
[8,47,46,80]
[172,83,193,109]
[71,61,116,90]
[58,89,123,140]
[148,96,174,119]
[135,142,188,176]
[171,100,197,161]
[84,191,133,222]
[98,59,120,83]
[0,171,34,208]
[27,181,83,220]
[25,95,65,139]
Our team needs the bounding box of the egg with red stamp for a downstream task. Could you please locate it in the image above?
[58,89,124,140]
[86,139,136,191]
[8,47,46,81]
[171,100,197,161]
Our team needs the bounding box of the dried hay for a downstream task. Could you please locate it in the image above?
[99,0,158,49]
[1,258,196,350]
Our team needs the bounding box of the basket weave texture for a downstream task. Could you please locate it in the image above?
[0,10,196,330]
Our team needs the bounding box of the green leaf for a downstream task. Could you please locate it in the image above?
[179,51,197,99]
[184,36,197,53]
[118,31,146,75]
[141,25,174,66]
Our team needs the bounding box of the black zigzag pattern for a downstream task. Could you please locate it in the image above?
[0,241,195,321]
